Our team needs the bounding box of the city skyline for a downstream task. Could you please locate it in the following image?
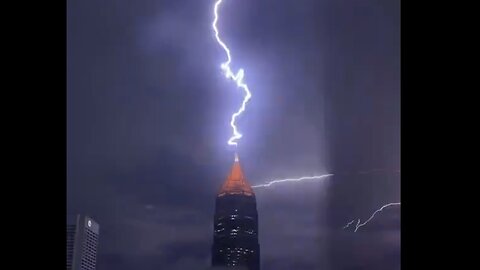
[67,0,400,269]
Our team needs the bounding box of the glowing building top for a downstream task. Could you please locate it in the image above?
[212,153,260,269]
[218,153,254,197]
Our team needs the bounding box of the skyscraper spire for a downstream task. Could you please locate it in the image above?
[218,153,254,197]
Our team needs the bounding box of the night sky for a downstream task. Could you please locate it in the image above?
[67,0,400,269]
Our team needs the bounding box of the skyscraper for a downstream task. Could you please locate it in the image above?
[212,154,260,270]
[67,215,100,270]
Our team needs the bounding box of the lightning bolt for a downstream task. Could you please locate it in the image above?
[342,220,356,229]
[252,169,400,189]
[252,171,400,231]
[213,0,252,147]
[252,174,334,188]
[343,202,401,232]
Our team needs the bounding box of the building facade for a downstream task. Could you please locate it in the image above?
[67,215,100,270]
[212,154,260,270]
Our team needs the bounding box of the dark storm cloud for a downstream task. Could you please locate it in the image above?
[68,0,400,269]
[160,241,210,264]
[98,252,210,270]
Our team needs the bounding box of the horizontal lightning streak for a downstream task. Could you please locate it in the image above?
[252,169,400,189]
[213,0,252,147]
[252,174,334,188]
[343,202,401,232]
